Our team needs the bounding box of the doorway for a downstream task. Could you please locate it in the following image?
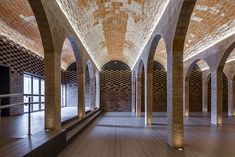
[0,65,10,116]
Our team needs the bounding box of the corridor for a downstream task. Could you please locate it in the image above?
[59,112,235,157]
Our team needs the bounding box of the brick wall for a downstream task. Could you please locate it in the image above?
[0,35,44,115]
[100,70,131,112]
[0,35,76,115]
[153,70,167,112]
[189,70,202,112]
[65,70,78,107]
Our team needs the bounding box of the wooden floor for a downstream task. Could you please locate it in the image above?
[0,107,79,138]
[58,112,235,157]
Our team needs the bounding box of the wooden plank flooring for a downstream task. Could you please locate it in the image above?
[58,112,235,157]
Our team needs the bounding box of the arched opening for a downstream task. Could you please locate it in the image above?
[0,0,56,138]
[85,60,95,112]
[136,60,145,117]
[153,61,167,112]
[100,60,131,112]
[60,38,77,122]
[222,48,235,116]
[152,38,167,113]
[145,36,167,124]
[185,59,210,116]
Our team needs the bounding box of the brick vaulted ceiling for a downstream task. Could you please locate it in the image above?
[0,0,75,70]
[56,0,169,69]
[0,0,235,70]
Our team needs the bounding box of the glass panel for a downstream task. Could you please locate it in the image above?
[24,74,31,112]
[33,104,39,111]
[24,75,31,94]
[32,77,40,111]
[61,84,66,107]
[41,79,45,95]
[41,96,45,110]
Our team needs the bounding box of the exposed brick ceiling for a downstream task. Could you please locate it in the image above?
[184,0,235,60]
[56,0,169,69]
[0,0,75,70]
[0,0,234,70]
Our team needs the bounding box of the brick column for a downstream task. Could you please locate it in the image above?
[78,72,85,118]
[131,74,136,112]
[228,79,235,116]
[202,78,209,112]
[90,77,96,112]
[136,75,141,117]
[45,52,61,130]
[167,53,184,148]
[183,78,189,116]
[95,72,100,109]
[211,70,223,125]
[145,70,153,125]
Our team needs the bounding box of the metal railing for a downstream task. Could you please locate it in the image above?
[0,93,44,136]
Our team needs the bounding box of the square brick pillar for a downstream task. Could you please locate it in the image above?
[136,75,142,117]
[78,72,85,118]
[45,52,61,130]
[90,77,96,112]
[183,79,189,117]
[95,72,100,109]
[131,74,136,112]
[145,71,153,125]
[202,78,209,112]
[228,79,235,116]
[167,53,184,148]
[211,70,223,125]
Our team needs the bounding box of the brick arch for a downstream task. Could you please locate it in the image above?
[218,42,235,72]
[67,36,84,73]
[168,0,197,147]
[185,59,210,80]
[173,0,196,54]
[101,60,131,71]
[147,35,167,71]
[153,61,167,112]
[28,0,54,53]
[137,59,145,77]
[184,59,210,116]
[85,60,95,111]
[147,35,162,63]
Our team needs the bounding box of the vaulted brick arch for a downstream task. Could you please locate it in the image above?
[146,35,167,125]
[169,0,197,148]
[29,0,62,130]
[28,0,54,53]
[85,60,95,112]
[184,59,210,116]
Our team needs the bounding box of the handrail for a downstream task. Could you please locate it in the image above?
[0,93,23,98]
[0,93,44,98]
[0,102,45,109]
[0,93,45,136]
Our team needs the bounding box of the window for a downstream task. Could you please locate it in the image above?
[61,84,66,107]
[23,74,45,113]
[23,73,66,112]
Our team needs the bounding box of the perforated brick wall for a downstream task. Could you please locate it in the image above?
[0,36,75,115]
[0,35,44,115]
[189,70,202,112]
[100,70,131,112]
[153,70,167,112]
